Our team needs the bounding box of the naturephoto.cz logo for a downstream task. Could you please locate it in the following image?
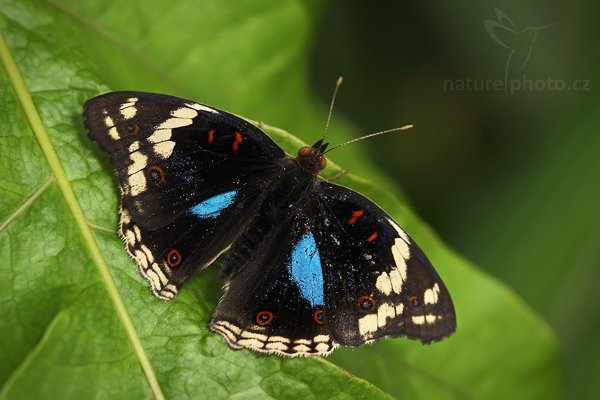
[444,8,591,95]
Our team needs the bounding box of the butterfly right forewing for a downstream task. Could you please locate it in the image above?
[312,182,456,346]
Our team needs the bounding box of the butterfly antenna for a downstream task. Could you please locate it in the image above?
[322,76,344,141]
[324,124,414,153]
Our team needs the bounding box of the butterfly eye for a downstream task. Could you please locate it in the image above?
[256,310,273,326]
[298,146,312,156]
[166,249,182,267]
[126,123,140,135]
[319,156,327,170]
[146,165,165,186]
[357,295,376,312]
[313,309,325,325]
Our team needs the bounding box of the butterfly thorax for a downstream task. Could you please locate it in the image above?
[293,139,328,176]
[263,158,318,218]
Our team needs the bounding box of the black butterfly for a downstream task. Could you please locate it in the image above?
[83,92,456,356]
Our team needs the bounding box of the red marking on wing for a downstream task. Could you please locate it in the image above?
[256,310,273,326]
[408,295,418,307]
[146,165,165,186]
[366,231,378,242]
[126,123,140,135]
[356,295,376,311]
[232,131,243,153]
[347,209,364,225]
[167,249,182,267]
[313,309,325,325]
[208,129,215,143]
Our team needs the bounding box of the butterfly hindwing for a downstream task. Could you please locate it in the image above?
[210,203,336,356]
[314,182,456,345]
[118,184,267,299]
[84,92,285,299]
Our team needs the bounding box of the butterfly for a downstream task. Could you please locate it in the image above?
[83,91,456,356]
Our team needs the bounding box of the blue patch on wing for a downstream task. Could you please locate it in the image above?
[189,190,238,218]
[288,233,324,307]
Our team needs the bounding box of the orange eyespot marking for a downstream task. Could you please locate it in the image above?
[347,209,364,225]
[313,309,325,325]
[298,146,312,156]
[167,249,182,267]
[256,310,273,326]
[147,165,165,186]
[126,123,140,135]
[357,296,376,312]
[232,131,243,153]
[366,231,378,242]
[208,129,215,143]
[408,295,418,307]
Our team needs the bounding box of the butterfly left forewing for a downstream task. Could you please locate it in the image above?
[84,92,286,299]
[84,91,285,229]
[313,182,456,346]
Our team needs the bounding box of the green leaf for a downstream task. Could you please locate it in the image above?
[0,1,561,399]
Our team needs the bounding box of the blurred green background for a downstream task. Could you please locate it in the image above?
[310,1,599,399]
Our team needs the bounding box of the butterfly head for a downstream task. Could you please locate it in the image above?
[294,139,329,176]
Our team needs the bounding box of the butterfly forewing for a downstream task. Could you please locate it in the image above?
[84,92,285,299]
[84,92,285,228]
[210,181,455,355]
[313,182,456,345]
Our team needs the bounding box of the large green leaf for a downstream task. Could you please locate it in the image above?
[0,1,561,399]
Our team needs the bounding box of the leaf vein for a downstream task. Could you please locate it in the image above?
[0,175,54,232]
[0,31,165,400]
